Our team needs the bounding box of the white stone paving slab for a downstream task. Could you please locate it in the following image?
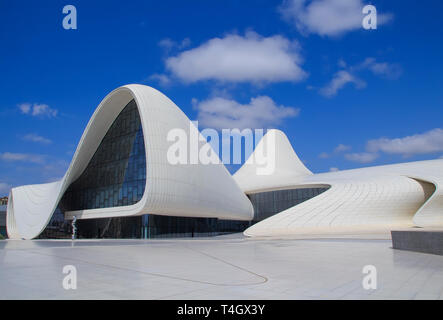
[1,233,443,299]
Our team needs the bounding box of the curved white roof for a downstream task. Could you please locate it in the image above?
[233,129,312,193]
[238,130,443,237]
[7,85,253,239]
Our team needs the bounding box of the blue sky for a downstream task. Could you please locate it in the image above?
[1,0,443,196]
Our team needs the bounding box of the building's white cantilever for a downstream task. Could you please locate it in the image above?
[7,85,254,239]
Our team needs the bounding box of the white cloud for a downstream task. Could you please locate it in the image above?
[345,152,378,163]
[148,73,171,86]
[159,38,175,50]
[366,128,443,157]
[318,152,330,159]
[320,58,400,97]
[18,103,58,118]
[23,134,52,144]
[194,95,300,130]
[319,144,351,159]
[279,0,393,37]
[32,104,57,117]
[340,129,443,164]
[164,31,307,84]
[159,38,191,51]
[320,70,365,97]
[329,167,339,172]
[18,103,31,114]
[0,182,11,195]
[334,143,351,152]
[0,152,46,164]
[359,57,402,79]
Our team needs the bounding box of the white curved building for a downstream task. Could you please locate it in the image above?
[235,129,443,237]
[6,85,443,239]
[7,85,253,240]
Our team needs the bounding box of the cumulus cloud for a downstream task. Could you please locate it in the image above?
[344,152,379,163]
[319,144,351,159]
[334,144,351,152]
[279,0,393,37]
[148,73,171,86]
[320,58,401,97]
[366,128,443,157]
[320,70,366,97]
[159,38,191,51]
[341,128,443,164]
[194,95,300,130]
[359,57,402,79]
[158,38,175,50]
[18,103,58,118]
[164,31,307,84]
[0,152,46,164]
[22,133,52,144]
[18,103,31,114]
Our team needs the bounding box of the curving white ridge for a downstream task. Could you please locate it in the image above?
[233,129,313,193]
[239,130,443,237]
[7,85,254,239]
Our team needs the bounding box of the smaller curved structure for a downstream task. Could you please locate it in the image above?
[234,129,313,193]
[236,130,443,237]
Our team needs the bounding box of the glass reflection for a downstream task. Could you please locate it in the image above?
[60,99,146,211]
[248,187,330,221]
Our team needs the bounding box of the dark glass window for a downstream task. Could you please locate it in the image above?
[39,213,251,239]
[60,99,146,211]
[140,215,250,239]
[39,98,251,239]
[248,187,330,222]
[38,207,72,239]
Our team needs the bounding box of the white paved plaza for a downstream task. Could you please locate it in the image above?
[1,233,443,299]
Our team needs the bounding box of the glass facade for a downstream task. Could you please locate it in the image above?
[60,99,146,211]
[38,207,72,239]
[39,213,250,239]
[248,187,330,222]
[39,187,329,239]
[39,187,330,239]
[141,215,250,239]
[37,99,328,240]
[39,98,249,239]
[76,215,143,239]
[0,205,7,238]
